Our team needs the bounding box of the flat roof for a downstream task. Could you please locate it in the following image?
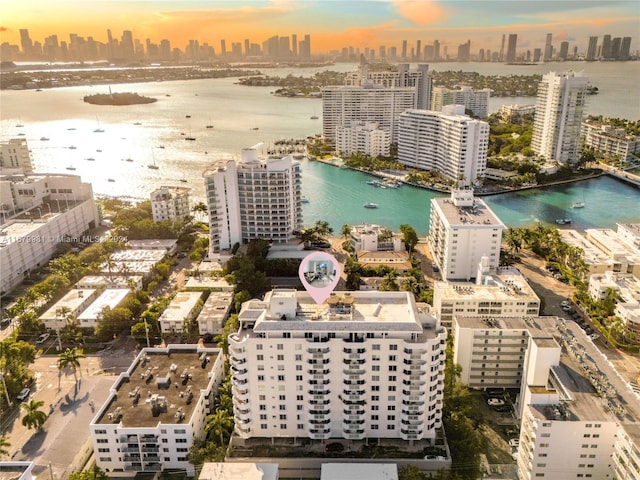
[77,289,129,321]
[128,239,178,250]
[96,347,218,427]
[110,249,166,262]
[184,276,233,291]
[435,267,539,303]
[77,275,143,288]
[40,289,98,320]
[559,230,611,265]
[100,261,156,274]
[0,219,47,246]
[432,196,505,229]
[159,292,203,322]
[200,462,279,480]
[321,463,398,480]
[586,228,638,257]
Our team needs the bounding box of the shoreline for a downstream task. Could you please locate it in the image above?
[307,155,611,196]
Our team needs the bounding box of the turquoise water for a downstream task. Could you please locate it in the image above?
[301,159,640,234]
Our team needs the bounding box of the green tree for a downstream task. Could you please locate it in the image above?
[191,201,208,222]
[0,435,11,458]
[95,306,134,340]
[398,465,428,480]
[400,224,419,256]
[340,224,352,240]
[233,290,251,312]
[204,409,234,447]
[57,347,85,383]
[68,466,109,480]
[21,399,48,430]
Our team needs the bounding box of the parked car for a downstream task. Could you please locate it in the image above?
[177,252,188,259]
[486,388,505,396]
[36,332,50,344]
[560,300,570,307]
[589,333,600,341]
[16,388,30,401]
[487,398,506,406]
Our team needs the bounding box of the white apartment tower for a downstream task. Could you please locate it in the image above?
[150,186,190,222]
[335,121,391,157]
[228,290,447,443]
[398,106,489,185]
[428,189,505,281]
[203,149,302,255]
[430,86,492,118]
[321,85,416,143]
[531,71,589,164]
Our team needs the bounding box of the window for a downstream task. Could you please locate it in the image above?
[279,395,286,401]
[372,365,380,371]
[388,375,396,382]
[260,414,267,420]
[259,395,266,401]
[96,439,108,444]
[372,395,379,401]
[279,414,287,420]
[98,448,110,453]
[257,355,264,361]
[372,375,380,382]
[260,405,266,411]
[388,405,396,411]
[372,425,379,430]
[389,355,396,361]
[387,425,395,430]
[277,375,285,381]
[296,365,302,371]
[297,405,303,411]
[372,405,379,411]
[95,429,107,434]
[296,375,303,381]
[277,344,284,350]
[297,395,303,401]
[390,345,398,351]
[372,386,380,391]
[373,344,381,350]
[277,354,284,361]
[295,354,302,361]
[387,415,395,421]
[258,375,265,381]
[176,439,187,443]
[280,424,287,429]
[298,424,304,430]
[279,405,287,411]
[99,457,112,462]
[371,415,379,420]
[261,424,267,429]
[257,344,263,350]
[389,365,397,371]
[177,448,188,452]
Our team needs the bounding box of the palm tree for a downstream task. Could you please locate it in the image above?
[192,202,208,223]
[0,435,10,457]
[21,399,47,430]
[57,347,86,383]
[313,220,333,239]
[340,224,352,240]
[204,409,234,447]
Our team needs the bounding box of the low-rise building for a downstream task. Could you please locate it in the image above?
[200,462,279,480]
[356,250,412,272]
[0,138,33,175]
[39,289,100,330]
[0,462,36,480]
[497,104,536,123]
[89,345,225,477]
[434,265,540,329]
[581,119,640,162]
[349,224,403,252]
[158,292,203,333]
[76,275,143,291]
[558,229,613,276]
[321,463,398,480]
[150,187,190,223]
[196,291,234,335]
[77,289,130,329]
[335,121,391,157]
[128,239,178,255]
[617,223,640,251]
[588,271,640,337]
[585,228,640,278]
[430,86,492,118]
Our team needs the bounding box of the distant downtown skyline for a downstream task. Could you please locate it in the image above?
[1,0,639,54]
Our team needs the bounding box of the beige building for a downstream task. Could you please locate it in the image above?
[158,291,204,333]
[582,119,640,162]
[335,121,391,157]
[0,138,33,175]
[150,186,190,223]
[350,224,403,252]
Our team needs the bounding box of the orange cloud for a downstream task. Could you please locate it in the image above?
[392,0,449,26]
[314,23,400,51]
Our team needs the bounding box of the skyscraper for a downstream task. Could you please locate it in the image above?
[291,34,297,57]
[619,37,632,60]
[433,40,440,61]
[500,34,506,62]
[506,34,517,62]
[532,72,589,164]
[220,39,227,57]
[416,39,421,61]
[543,33,553,61]
[610,37,622,59]
[401,39,407,60]
[601,34,612,59]
[586,36,598,61]
[457,40,471,61]
[559,41,569,60]
[19,29,33,57]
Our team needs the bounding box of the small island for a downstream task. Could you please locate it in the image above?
[83,92,157,106]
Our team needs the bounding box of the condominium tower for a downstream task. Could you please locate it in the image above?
[428,189,505,281]
[397,106,490,186]
[531,71,589,164]
[430,86,492,118]
[203,149,302,255]
[228,290,447,443]
[150,186,190,223]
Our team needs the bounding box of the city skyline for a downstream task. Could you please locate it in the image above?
[1,0,639,54]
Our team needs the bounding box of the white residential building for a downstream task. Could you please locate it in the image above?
[397,106,489,185]
[0,138,33,174]
[582,119,640,162]
[585,228,640,278]
[617,223,640,250]
[350,224,403,252]
[158,291,203,333]
[203,149,302,255]
[428,189,505,281]
[335,121,391,157]
[434,265,540,329]
[0,173,99,293]
[344,63,432,110]
[196,291,234,335]
[89,345,225,477]
[77,289,130,329]
[200,462,279,480]
[430,86,492,118]
[228,290,447,443]
[39,289,100,330]
[321,85,416,143]
[150,186,190,223]
[588,271,640,337]
[498,104,536,123]
[531,71,589,164]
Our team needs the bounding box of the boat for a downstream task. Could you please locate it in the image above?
[186,115,191,118]
[67,127,76,131]
[16,123,24,127]
[40,137,49,141]
[363,202,379,209]
[147,152,159,170]
[158,145,165,149]
[133,122,142,125]
[66,165,76,171]
[107,178,115,182]
[301,196,310,203]
[85,157,95,161]
[366,180,377,186]
[572,202,585,209]
[93,117,105,133]
[68,146,77,149]
[250,127,259,130]
[96,149,102,152]
[555,218,572,225]
[185,136,196,141]
[206,125,214,129]
[125,158,134,162]
[179,178,188,183]
[310,115,319,120]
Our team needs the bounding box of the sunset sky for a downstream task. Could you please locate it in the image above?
[1,0,639,54]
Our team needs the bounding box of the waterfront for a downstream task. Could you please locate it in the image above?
[1,62,639,234]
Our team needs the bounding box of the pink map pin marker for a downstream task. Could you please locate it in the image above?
[299,252,341,304]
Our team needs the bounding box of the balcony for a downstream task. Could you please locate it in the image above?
[309,398,331,405]
[343,347,366,355]
[309,418,331,425]
[140,446,159,453]
[232,386,249,400]
[308,389,330,396]
[308,368,331,376]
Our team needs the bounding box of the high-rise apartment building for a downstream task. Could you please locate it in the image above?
[543,33,553,61]
[150,186,190,223]
[321,85,415,143]
[430,86,491,118]
[398,106,489,186]
[335,121,390,157]
[228,289,447,442]
[203,149,302,255]
[559,41,569,60]
[601,34,612,59]
[428,189,505,281]
[586,36,598,61]
[506,34,517,62]
[619,36,632,60]
[531,71,589,164]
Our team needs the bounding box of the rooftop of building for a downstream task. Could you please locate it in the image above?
[110,249,167,262]
[585,228,640,259]
[432,193,505,229]
[99,260,156,275]
[196,292,234,325]
[617,223,640,237]
[558,230,611,265]
[200,462,279,480]
[184,275,234,291]
[321,463,398,480]
[0,219,46,246]
[77,289,129,320]
[591,272,640,301]
[350,224,400,237]
[151,186,190,197]
[128,239,178,251]
[454,316,553,338]
[435,266,539,302]
[76,275,143,289]
[238,290,443,337]
[39,289,99,319]
[158,291,203,322]
[95,346,218,427]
